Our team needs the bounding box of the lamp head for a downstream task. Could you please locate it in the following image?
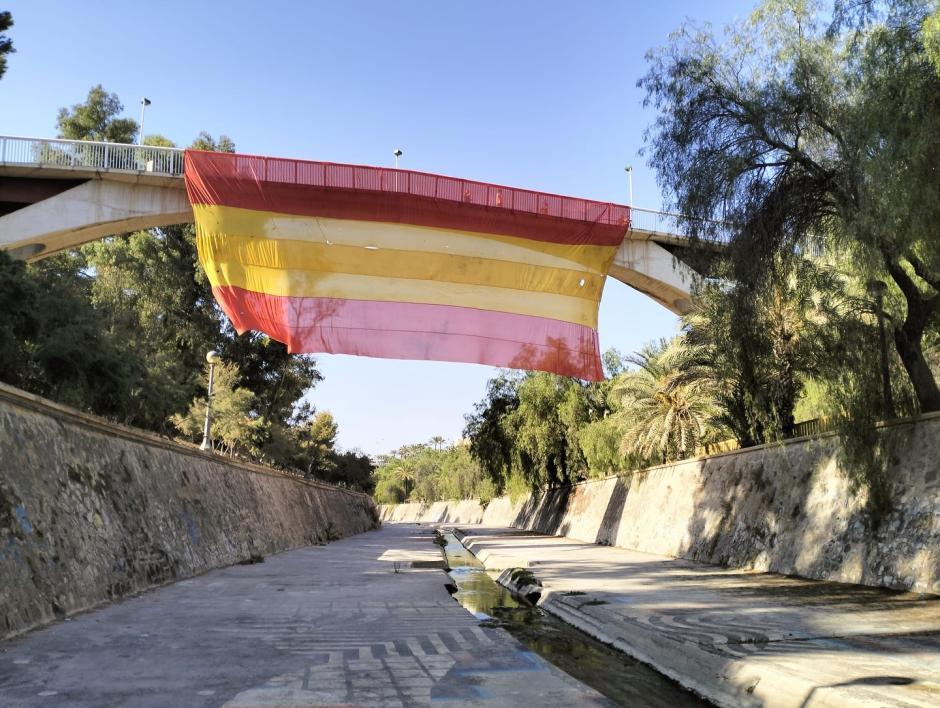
[142,97,151,107]
[206,350,221,364]
[393,149,403,158]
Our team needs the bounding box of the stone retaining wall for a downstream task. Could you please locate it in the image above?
[0,383,379,640]
[383,415,940,594]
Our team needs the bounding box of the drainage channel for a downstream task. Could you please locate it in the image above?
[436,530,708,707]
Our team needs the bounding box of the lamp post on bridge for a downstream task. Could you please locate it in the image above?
[393,148,402,169]
[138,97,151,146]
[200,350,221,452]
[624,165,634,208]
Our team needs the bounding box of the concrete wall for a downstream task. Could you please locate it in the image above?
[383,415,940,594]
[0,383,379,640]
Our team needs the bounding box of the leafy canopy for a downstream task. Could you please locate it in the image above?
[57,85,139,143]
[0,10,13,80]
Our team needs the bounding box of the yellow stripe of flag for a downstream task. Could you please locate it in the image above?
[201,256,600,328]
[193,204,617,275]
[197,233,605,302]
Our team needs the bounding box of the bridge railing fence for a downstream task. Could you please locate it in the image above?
[0,135,185,176]
[630,206,734,243]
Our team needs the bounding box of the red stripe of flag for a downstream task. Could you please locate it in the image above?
[186,150,630,247]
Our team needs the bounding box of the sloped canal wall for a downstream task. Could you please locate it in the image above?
[384,415,940,594]
[0,383,379,640]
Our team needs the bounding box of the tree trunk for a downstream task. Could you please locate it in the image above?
[883,256,940,413]
[894,326,940,411]
[893,306,940,413]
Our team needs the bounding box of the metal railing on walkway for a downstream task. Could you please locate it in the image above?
[693,417,837,458]
[0,135,185,177]
[630,205,733,243]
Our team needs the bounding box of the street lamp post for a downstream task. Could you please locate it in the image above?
[200,350,221,452]
[867,279,895,421]
[392,149,403,191]
[138,97,151,146]
[625,165,634,208]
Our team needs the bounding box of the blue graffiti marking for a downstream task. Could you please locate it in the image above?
[14,506,33,534]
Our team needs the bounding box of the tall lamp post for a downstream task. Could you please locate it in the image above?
[624,165,634,208]
[393,148,402,169]
[200,350,221,452]
[867,279,895,421]
[138,97,151,146]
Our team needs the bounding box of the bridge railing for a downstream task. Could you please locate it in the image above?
[0,135,185,177]
[630,206,733,243]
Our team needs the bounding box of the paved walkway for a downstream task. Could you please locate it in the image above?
[453,525,940,708]
[0,524,609,707]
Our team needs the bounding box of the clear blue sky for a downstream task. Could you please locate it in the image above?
[2,0,748,455]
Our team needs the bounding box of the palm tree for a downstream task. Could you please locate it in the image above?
[389,460,416,500]
[429,435,445,451]
[611,338,721,464]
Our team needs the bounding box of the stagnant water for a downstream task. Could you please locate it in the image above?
[437,531,708,707]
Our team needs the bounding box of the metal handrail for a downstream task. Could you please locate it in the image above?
[0,134,185,176]
[629,205,733,242]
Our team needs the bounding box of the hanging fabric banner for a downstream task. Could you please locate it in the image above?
[184,150,628,380]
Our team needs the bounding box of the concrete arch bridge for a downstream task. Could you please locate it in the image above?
[0,135,719,315]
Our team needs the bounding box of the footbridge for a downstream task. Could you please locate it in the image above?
[0,135,716,314]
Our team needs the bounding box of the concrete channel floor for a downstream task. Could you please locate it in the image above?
[454,525,940,708]
[0,523,612,707]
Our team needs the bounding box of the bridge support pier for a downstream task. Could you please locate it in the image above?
[609,239,697,314]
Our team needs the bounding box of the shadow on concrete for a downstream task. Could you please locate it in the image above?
[799,676,917,708]
[595,476,629,545]
[512,485,572,536]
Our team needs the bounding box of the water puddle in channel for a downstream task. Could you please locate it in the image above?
[437,530,708,707]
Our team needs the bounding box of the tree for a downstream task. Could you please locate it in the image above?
[81,225,225,432]
[57,85,138,143]
[371,441,491,504]
[328,450,375,493]
[641,0,940,412]
[926,4,940,73]
[0,10,13,80]
[678,256,837,445]
[171,361,268,457]
[190,132,236,154]
[0,251,143,417]
[612,338,723,463]
[388,458,417,500]
[0,251,37,384]
[299,411,339,477]
[464,373,521,491]
[223,334,322,428]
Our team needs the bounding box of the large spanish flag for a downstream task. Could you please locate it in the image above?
[184,151,628,380]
